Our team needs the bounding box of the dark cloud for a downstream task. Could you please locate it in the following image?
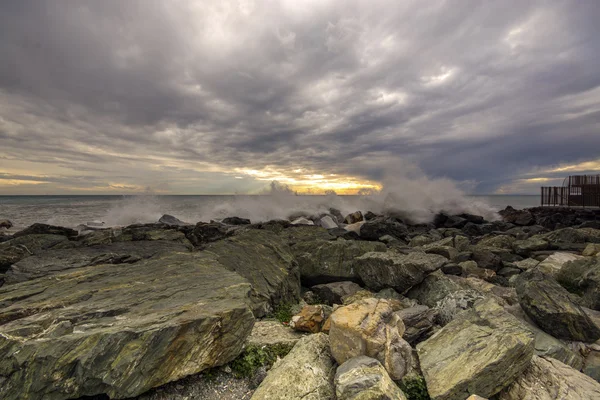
[0,0,599,194]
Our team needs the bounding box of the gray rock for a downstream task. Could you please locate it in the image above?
[513,258,540,271]
[291,217,315,226]
[205,229,300,317]
[0,219,13,229]
[193,222,229,243]
[359,218,409,242]
[222,216,251,225]
[335,356,407,400]
[417,298,535,400]
[541,227,600,244]
[536,252,584,278]
[320,215,339,229]
[498,267,521,278]
[557,257,600,311]
[499,207,534,226]
[12,223,78,238]
[0,252,256,400]
[311,281,363,306]
[406,270,470,308]
[158,214,188,226]
[293,239,385,286]
[5,240,190,284]
[0,234,71,273]
[516,269,600,342]
[246,320,306,348]
[471,248,503,271]
[512,237,550,257]
[251,333,335,400]
[434,289,486,326]
[395,305,437,344]
[498,356,600,400]
[355,251,447,293]
[344,211,364,224]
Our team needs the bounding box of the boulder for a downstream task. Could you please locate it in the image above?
[0,234,71,273]
[471,248,503,271]
[291,217,315,226]
[281,225,335,244]
[12,223,78,238]
[246,320,306,348]
[329,298,413,380]
[344,211,364,224]
[409,235,436,247]
[395,305,437,344]
[4,240,191,284]
[512,237,549,256]
[335,356,407,400]
[513,258,539,271]
[441,263,462,276]
[320,215,339,229]
[541,227,600,244]
[311,281,363,306]
[192,222,229,244]
[505,304,585,369]
[459,213,485,224]
[359,218,409,242]
[459,260,496,280]
[556,257,600,311]
[222,216,251,225]
[0,219,13,229]
[251,333,335,400]
[0,252,256,400]
[355,251,447,293]
[536,252,584,278]
[406,270,470,308]
[499,207,535,226]
[158,214,188,226]
[417,298,535,400]
[477,235,515,249]
[443,215,468,229]
[290,305,327,333]
[516,269,600,342]
[498,356,600,400]
[205,229,300,317]
[293,239,385,286]
[434,289,486,326]
[583,243,600,256]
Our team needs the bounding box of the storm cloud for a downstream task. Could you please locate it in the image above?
[1,0,599,194]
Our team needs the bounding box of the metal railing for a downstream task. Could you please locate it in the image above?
[541,175,600,207]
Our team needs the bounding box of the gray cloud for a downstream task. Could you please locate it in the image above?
[1,0,599,194]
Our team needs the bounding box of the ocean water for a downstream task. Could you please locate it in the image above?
[0,194,540,233]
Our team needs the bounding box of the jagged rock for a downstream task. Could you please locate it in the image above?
[541,227,600,244]
[222,216,251,225]
[499,207,535,226]
[498,356,600,400]
[0,252,256,400]
[443,215,468,229]
[557,257,600,311]
[329,208,345,223]
[115,224,193,246]
[459,213,485,225]
[420,238,458,260]
[330,298,413,380]
[205,229,300,317]
[335,356,407,400]
[505,304,585,369]
[583,243,600,256]
[355,251,447,293]
[251,333,335,400]
[292,239,385,286]
[12,223,78,238]
[512,237,550,256]
[409,235,436,247]
[311,281,363,306]
[282,225,335,244]
[0,219,13,229]
[4,240,190,284]
[344,211,364,224]
[290,305,327,333]
[434,289,486,326]
[417,298,535,400]
[514,258,540,271]
[158,214,188,226]
[477,235,515,249]
[584,348,600,383]
[441,262,462,275]
[319,215,338,229]
[536,252,584,277]
[498,266,521,278]
[0,234,71,273]
[459,260,496,280]
[291,217,315,226]
[246,320,306,348]
[342,289,376,305]
[359,218,409,241]
[471,248,503,271]
[406,270,470,308]
[395,305,437,344]
[516,269,600,342]
[364,211,379,221]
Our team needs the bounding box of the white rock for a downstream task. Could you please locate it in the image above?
[291,217,315,226]
[320,216,338,229]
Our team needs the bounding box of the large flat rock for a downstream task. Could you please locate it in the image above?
[417,298,534,400]
[4,240,191,284]
[0,251,255,400]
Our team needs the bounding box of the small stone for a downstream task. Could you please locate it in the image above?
[290,305,326,333]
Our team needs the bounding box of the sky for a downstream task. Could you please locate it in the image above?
[1,0,599,195]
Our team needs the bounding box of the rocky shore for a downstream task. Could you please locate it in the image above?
[1,205,600,399]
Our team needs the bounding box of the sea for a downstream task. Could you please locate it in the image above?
[0,194,540,233]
